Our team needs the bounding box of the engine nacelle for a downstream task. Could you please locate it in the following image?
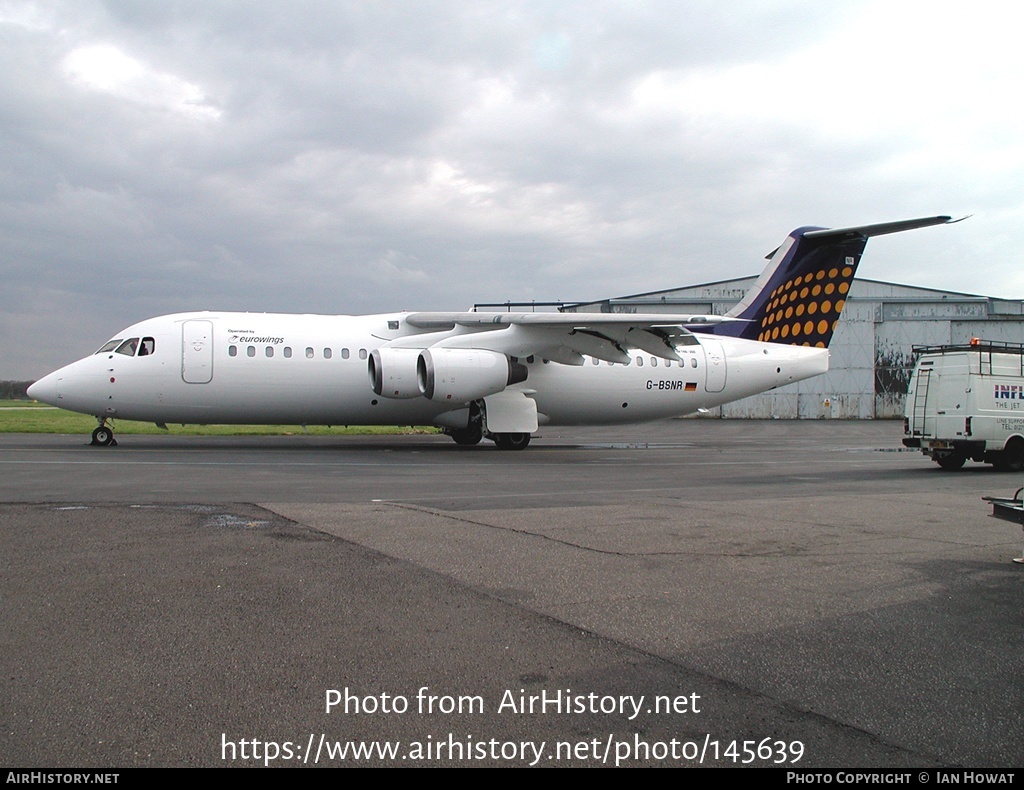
[418,348,527,403]
[368,347,423,399]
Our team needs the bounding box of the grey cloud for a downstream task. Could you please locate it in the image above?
[0,1,1015,379]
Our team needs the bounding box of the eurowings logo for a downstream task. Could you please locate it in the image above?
[229,335,285,344]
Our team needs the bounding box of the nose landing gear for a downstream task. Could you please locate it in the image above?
[91,420,117,447]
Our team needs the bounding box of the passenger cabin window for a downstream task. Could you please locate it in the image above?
[341,348,350,359]
[247,346,256,357]
[324,348,332,359]
[115,338,139,356]
[305,347,314,359]
[266,347,274,358]
[284,347,292,358]
[228,346,237,357]
[359,349,367,360]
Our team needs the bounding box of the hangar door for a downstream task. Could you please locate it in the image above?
[182,320,214,384]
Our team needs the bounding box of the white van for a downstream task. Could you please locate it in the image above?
[903,340,1024,470]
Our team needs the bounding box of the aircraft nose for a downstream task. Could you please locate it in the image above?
[27,373,59,405]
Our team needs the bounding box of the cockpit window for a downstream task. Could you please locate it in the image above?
[96,336,155,356]
[115,338,140,356]
[96,339,122,354]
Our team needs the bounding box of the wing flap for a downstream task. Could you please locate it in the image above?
[414,323,678,364]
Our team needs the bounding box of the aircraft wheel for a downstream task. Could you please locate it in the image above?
[449,427,483,446]
[493,433,531,451]
[935,452,965,471]
[91,426,116,447]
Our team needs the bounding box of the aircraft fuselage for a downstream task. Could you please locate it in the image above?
[29,311,828,428]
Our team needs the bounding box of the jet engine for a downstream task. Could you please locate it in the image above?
[368,347,422,399]
[418,348,527,403]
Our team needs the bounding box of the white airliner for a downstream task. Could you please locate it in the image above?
[29,216,957,449]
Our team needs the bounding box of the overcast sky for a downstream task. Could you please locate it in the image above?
[3,1,1021,379]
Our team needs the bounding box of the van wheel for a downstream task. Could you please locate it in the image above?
[935,452,966,470]
[995,439,1024,472]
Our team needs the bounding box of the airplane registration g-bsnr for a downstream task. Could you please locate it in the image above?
[29,215,958,450]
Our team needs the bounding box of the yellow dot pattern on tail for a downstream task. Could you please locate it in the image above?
[756,264,853,347]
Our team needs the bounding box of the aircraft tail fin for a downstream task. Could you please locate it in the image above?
[709,216,959,348]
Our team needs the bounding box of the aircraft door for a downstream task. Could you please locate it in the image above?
[702,337,727,393]
[182,320,214,384]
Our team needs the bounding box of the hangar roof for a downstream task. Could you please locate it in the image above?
[561,277,1023,317]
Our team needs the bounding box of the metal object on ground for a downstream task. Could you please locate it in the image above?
[983,487,1024,563]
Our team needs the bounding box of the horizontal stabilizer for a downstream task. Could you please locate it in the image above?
[713,214,961,348]
[802,215,962,242]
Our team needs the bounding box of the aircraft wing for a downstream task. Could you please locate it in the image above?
[398,311,745,365]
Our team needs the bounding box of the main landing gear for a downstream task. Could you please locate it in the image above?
[448,426,483,446]
[91,419,117,447]
[442,401,532,450]
[444,401,485,446]
[492,432,531,451]
[445,427,531,450]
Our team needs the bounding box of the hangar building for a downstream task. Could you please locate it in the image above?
[563,278,1024,419]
